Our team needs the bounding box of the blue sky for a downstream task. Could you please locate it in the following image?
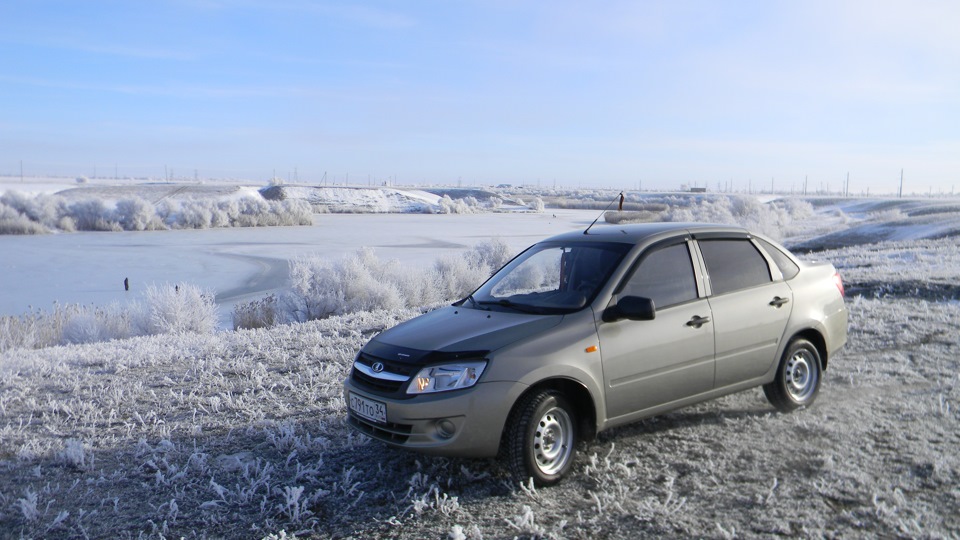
[1,1,958,193]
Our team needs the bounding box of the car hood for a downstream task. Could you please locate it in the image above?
[364,305,563,364]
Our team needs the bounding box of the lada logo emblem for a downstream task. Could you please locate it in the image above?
[372,362,385,373]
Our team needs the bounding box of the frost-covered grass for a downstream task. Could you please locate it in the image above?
[0,190,313,234]
[1,239,959,538]
[824,238,960,301]
[0,284,217,352]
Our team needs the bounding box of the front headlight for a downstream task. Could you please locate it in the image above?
[406,361,487,394]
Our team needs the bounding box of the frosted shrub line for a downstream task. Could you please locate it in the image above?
[0,283,217,352]
[0,191,313,234]
[604,194,814,240]
[234,238,514,329]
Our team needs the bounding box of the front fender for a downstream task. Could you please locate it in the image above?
[482,309,607,431]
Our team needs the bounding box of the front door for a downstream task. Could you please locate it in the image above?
[598,241,715,421]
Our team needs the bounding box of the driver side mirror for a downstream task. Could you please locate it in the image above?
[603,296,656,322]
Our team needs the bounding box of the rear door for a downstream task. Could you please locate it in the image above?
[696,237,793,388]
[598,240,715,420]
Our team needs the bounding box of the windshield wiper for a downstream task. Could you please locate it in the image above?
[462,294,487,309]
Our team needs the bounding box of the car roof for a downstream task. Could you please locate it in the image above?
[543,222,751,245]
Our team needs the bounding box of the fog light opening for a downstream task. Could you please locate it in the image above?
[436,419,457,439]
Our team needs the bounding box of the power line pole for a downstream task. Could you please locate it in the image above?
[898,168,904,198]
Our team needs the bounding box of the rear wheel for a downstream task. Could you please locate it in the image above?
[764,338,822,412]
[504,390,577,486]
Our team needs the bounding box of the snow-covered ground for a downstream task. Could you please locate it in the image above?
[1,179,959,538]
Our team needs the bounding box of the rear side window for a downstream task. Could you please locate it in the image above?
[699,239,772,295]
[620,243,697,309]
[756,238,800,280]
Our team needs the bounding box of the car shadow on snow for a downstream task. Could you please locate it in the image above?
[597,404,775,443]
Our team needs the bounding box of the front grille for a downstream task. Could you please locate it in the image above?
[350,352,417,395]
[355,352,418,376]
[352,367,404,393]
[348,414,412,444]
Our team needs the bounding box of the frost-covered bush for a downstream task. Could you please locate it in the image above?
[1,192,66,229]
[433,255,489,302]
[61,312,108,345]
[469,237,513,271]
[237,238,514,327]
[142,283,218,335]
[436,195,481,214]
[174,200,215,229]
[528,197,545,213]
[0,190,314,235]
[0,287,217,351]
[66,199,122,231]
[0,203,48,234]
[287,248,405,320]
[602,195,816,240]
[114,197,165,231]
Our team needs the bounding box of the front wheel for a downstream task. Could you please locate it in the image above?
[503,390,577,486]
[763,338,822,412]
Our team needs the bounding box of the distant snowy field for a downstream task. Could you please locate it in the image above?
[1,178,959,538]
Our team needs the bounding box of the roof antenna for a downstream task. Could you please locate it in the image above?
[584,191,624,235]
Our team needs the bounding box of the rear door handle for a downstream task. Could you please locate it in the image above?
[686,315,711,328]
[769,296,790,307]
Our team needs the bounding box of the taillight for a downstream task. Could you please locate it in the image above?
[833,271,845,297]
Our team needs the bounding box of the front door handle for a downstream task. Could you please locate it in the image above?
[769,296,790,308]
[686,315,711,328]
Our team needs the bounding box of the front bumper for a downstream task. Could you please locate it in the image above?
[343,378,524,458]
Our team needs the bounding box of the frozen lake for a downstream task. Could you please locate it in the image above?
[0,209,599,320]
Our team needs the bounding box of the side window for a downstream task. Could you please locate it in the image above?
[621,243,697,309]
[756,238,800,280]
[698,239,772,295]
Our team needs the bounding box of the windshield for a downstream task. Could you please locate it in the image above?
[471,241,630,314]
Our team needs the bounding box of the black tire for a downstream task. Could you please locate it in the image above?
[763,338,822,412]
[503,390,577,486]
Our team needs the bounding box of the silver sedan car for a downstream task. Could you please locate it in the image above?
[344,223,848,485]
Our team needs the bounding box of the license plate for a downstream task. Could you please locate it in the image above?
[349,392,387,424]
